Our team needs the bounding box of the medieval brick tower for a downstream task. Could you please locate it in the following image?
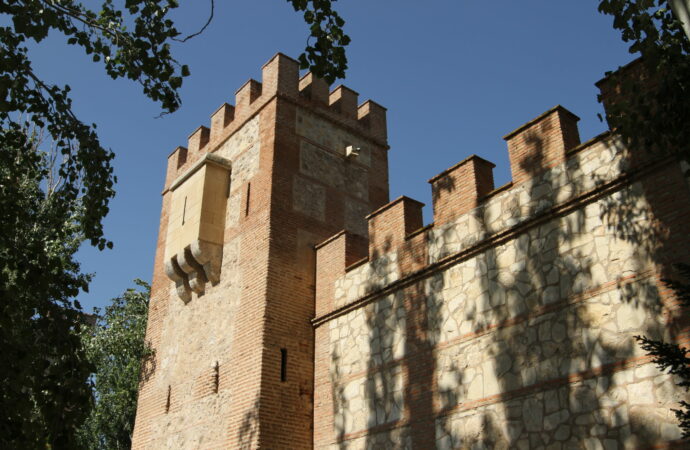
[134,55,690,449]
[131,54,390,448]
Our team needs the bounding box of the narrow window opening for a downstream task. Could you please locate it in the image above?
[213,361,220,394]
[226,176,232,198]
[280,348,287,382]
[165,385,171,413]
[245,183,251,216]
[182,196,187,225]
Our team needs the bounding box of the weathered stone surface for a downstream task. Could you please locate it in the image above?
[296,108,372,166]
[627,380,655,405]
[299,140,369,201]
[228,143,260,191]
[216,115,259,161]
[345,199,369,237]
[293,175,326,221]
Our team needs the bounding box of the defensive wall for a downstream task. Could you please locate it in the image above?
[132,53,690,449]
[312,102,690,447]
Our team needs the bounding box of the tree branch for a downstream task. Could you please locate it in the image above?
[172,0,214,43]
[39,0,123,42]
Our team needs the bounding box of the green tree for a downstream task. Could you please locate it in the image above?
[0,124,95,447]
[0,1,347,447]
[78,280,150,450]
[598,0,690,157]
[598,0,690,437]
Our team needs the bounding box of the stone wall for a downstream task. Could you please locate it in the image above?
[314,109,690,449]
[145,237,241,447]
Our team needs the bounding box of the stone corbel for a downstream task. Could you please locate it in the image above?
[165,239,224,302]
[164,256,192,303]
[177,246,206,295]
[191,239,223,286]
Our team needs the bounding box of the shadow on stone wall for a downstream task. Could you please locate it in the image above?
[237,398,260,449]
[326,129,689,448]
[140,347,157,383]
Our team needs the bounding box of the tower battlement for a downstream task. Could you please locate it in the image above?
[165,53,387,192]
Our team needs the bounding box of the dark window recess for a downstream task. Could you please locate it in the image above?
[226,176,232,198]
[245,183,251,216]
[166,385,171,413]
[214,362,220,394]
[280,348,287,382]
[182,196,187,225]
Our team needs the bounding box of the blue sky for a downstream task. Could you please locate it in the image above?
[26,1,633,312]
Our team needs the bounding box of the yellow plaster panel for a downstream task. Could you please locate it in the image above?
[165,162,231,261]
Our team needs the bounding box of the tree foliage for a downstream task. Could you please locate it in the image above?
[0,125,94,447]
[0,0,349,447]
[78,280,150,450]
[289,0,349,83]
[598,0,690,157]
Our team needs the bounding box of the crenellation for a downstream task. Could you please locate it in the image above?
[357,100,387,142]
[187,125,210,155]
[329,85,359,119]
[429,154,496,227]
[367,196,424,260]
[504,105,581,185]
[169,59,386,176]
[210,103,234,142]
[165,146,188,189]
[235,78,262,112]
[596,59,649,135]
[299,72,330,104]
[315,231,369,317]
[261,52,299,98]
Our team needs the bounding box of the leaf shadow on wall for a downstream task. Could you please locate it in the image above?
[238,398,260,449]
[326,127,688,448]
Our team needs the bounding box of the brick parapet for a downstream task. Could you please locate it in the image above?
[312,127,687,324]
[429,154,496,226]
[503,105,581,185]
[366,196,424,260]
[315,231,369,318]
[313,146,690,446]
